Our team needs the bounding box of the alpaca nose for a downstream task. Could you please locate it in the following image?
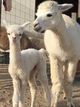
[12,36,16,42]
[14,36,16,39]
[12,36,16,39]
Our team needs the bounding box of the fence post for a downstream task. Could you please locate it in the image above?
[77,0,80,24]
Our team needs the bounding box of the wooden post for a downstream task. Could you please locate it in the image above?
[78,0,80,17]
[77,0,80,24]
[71,12,77,20]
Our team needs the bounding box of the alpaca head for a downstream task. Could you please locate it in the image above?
[33,1,73,33]
[2,20,30,44]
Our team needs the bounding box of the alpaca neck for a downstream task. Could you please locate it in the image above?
[9,42,22,66]
[51,13,69,48]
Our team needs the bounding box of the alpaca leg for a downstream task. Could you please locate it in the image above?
[37,68,51,107]
[63,60,78,107]
[62,65,66,99]
[28,69,37,107]
[19,80,27,107]
[63,90,66,99]
[49,55,63,107]
[13,78,20,107]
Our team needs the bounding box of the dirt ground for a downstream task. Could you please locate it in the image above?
[0,76,80,107]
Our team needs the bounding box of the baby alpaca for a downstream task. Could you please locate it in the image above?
[33,1,80,107]
[3,20,51,107]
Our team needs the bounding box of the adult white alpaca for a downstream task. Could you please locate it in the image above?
[33,1,80,107]
[3,20,51,107]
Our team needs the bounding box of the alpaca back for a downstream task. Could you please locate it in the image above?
[21,48,46,74]
[62,14,80,37]
[62,14,80,57]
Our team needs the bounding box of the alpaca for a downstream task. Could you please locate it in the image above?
[3,20,51,107]
[33,1,80,107]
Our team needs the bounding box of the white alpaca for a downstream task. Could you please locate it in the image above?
[33,1,80,107]
[3,20,51,107]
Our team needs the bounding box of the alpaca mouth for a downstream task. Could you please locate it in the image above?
[34,27,42,32]
[34,27,45,33]
[41,30,45,33]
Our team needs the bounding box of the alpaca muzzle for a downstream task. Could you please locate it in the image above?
[12,37,16,42]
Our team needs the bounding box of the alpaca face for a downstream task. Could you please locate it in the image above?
[7,25,23,44]
[33,1,73,33]
[2,20,30,44]
[33,1,58,33]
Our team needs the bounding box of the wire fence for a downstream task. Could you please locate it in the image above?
[1,0,35,31]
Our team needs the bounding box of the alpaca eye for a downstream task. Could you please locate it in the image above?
[7,33,10,35]
[19,34,22,36]
[46,14,52,17]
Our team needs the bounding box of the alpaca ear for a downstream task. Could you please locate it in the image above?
[2,20,10,29]
[21,21,30,28]
[58,4,73,12]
